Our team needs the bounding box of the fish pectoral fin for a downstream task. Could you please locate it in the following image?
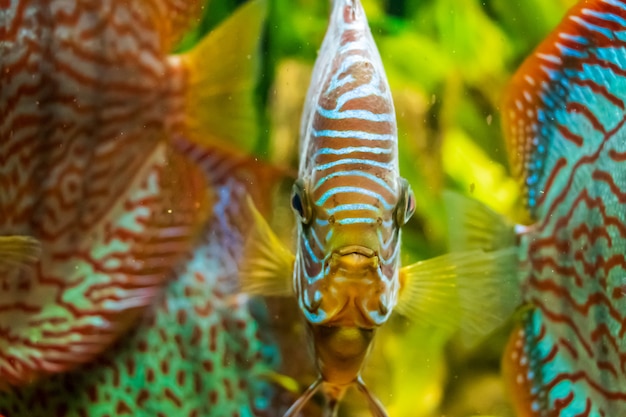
[0,236,42,270]
[443,190,518,252]
[397,248,521,346]
[240,195,294,297]
[179,0,266,156]
[355,377,388,417]
[258,369,301,394]
[283,378,323,417]
[396,253,466,332]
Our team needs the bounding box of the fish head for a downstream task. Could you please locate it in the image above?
[290,174,415,328]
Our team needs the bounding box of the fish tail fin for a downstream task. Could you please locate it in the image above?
[283,378,323,417]
[179,0,266,155]
[443,190,517,252]
[239,195,294,297]
[397,248,521,347]
[0,236,42,270]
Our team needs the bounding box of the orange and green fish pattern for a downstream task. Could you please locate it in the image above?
[501,0,626,415]
[0,0,262,388]
[0,146,283,417]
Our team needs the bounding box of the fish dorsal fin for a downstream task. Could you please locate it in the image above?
[502,0,626,217]
[178,0,266,157]
[443,190,518,253]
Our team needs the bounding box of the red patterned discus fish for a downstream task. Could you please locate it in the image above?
[446,0,626,415]
[0,0,262,387]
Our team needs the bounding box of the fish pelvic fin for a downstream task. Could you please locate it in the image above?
[356,376,388,417]
[179,0,266,155]
[443,190,518,252]
[397,248,521,347]
[283,378,323,417]
[0,236,42,271]
[240,195,294,297]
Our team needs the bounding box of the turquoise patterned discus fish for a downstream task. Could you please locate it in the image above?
[0,145,283,417]
[446,0,626,415]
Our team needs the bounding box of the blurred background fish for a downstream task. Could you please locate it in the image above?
[446,0,626,415]
[0,0,265,389]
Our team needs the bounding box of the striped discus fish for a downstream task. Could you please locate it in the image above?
[0,144,283,417]
[0,0,263,387]
[242,1,509,415]
[446,0,626,415]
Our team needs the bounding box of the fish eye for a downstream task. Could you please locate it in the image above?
[291,180,312,224]
[395,178,415,226]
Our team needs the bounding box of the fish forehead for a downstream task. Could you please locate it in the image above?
[503,0,626,413]
[0,0,207,385]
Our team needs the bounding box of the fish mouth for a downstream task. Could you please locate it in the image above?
[335,245,375,257]
[329,246,379,272]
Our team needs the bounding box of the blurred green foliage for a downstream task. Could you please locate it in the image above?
[177,0,577,415]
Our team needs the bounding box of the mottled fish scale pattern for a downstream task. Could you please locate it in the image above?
[296,0,401,326]
[502,0,626,415]
[0,147,280,417]
[0,0,207,385]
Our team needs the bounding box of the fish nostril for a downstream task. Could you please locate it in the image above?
[378,301,388,316]
[306,291,323,313]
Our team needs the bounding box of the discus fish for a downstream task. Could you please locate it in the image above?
[446,0,626,415]
[0,145,283,417]
[0,0,263,387]
[241,1,511,415]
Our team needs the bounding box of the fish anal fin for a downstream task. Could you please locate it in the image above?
[239,195,294,297]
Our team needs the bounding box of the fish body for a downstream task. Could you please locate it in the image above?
[244,0,412,414]
[0,0,261,386]
[447,0,626,415]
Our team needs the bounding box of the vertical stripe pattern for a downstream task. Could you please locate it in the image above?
[0,0,205,386]
[502,0,626,415]
[294,0,403,326]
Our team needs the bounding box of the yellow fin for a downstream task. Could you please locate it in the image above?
[240,195,294,296]
[397,252,467,332]
[0,236,42,270]
[443,190,517,252]
[181,0,266,155]
[397,248,521,346]
[258,369,301,394]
